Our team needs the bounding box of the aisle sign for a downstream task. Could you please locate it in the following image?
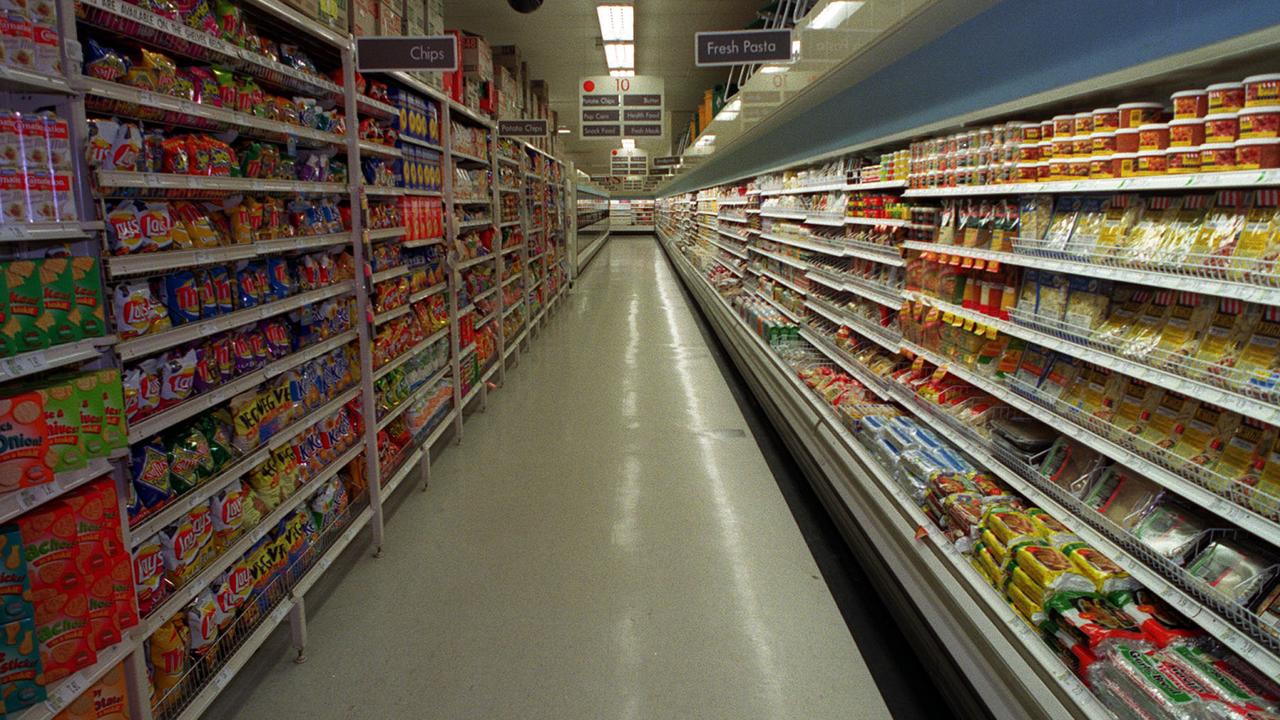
[694,29,793,67]
[580,75,665,140]
[653,156,681,168]
[498,119,549,137]
[356,36,458,71]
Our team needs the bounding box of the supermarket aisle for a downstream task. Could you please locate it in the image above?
[210,236,892,720]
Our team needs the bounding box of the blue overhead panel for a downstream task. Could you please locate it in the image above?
[666,0,1280,194]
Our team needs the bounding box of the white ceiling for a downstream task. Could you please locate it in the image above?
[444,0,766,176]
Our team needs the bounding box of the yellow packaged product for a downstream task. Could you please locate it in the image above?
[1062,542,1139,592]
[148,614,188,699]
[1122,196,1180,265]
[1151,194,1209,268]
[1006,582,1045,626]
[971,541,1004,588]
[1093,286,1149,348]
[1246,440,1280,516]
[980,528,1009,568]
[1118,290,1175,360]
[1093,195,1142,260]
[1169,405,1240,468]
[1232,306,1280,394]
[1213,419,1275,492]
[1111,378,1163,435]
[1013,543,1096,595]
[983,507,1039,548]
[1136,393,1197,451]
[1152,293,1214,370]
[1188,191,1248,266]
[1229,194,1280,282]
[1025,508,1079,545]
[1190,300,1260,378]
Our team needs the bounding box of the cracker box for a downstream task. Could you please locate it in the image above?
[0,391,54,493]
[0,615,45,714]
[32,381,86,472]
[70,257,106,340]
[0,523,32,622]
[38,257,79,346]
[4,260,46,352]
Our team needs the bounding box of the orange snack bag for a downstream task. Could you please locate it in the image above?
[92,480,138,633]
[64,484,122,652]
[54,661,130,720]
[17,500,78,593]
[0,391,54,494]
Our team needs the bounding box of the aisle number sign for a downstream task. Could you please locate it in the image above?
[580,76,665,140]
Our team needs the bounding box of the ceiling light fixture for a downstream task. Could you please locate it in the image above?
[609,69,635,78]
[596,4,634,42]
[603,42,634,69]
[621,139,635,149]
[806,0,865,30]
[759,65,788,74]
[557,126,571,134]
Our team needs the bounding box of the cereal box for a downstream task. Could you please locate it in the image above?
[0,391,54,493]
[0,523,31,622]
[0,615,45,714]
[4,260,46,352]
[71,257,106,340]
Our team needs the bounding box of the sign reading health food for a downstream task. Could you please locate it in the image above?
[579,76,665,140]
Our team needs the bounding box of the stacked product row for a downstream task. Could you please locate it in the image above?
[0,0,577,718]
[656,67,1280,720]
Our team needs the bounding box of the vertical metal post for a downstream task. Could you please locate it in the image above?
[289,598,307,663]
[443,105,464,444]
[344,45,384,555]
[493,131,506,387]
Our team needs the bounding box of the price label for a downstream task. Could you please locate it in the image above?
[213,666,234,690]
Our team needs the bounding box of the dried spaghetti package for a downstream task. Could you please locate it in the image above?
[1061,542,1138,593]
[984,507,1040,548]
[148,614,188,697]
[1025,509,1079,546]
[1012,543,1095,596]
[1107,588,1201,649]
[1045,593,1148,651]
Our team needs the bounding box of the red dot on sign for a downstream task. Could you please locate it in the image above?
[583,80,596,92]
[611,150,617,155]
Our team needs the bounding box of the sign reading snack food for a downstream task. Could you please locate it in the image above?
[356,36,458,71]
[579,76,665,140]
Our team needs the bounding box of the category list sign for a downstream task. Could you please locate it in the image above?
[356,36,458,72]
[579,75,665,140]
[694,29,792,67]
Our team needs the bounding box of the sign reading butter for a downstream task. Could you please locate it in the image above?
[694,29,792,67]
[356,36,458,72]
[498,119,549,137]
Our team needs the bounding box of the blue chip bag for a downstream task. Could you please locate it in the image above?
[266,257,293,301]
[195,269,219,319]
[209,266,234,314]
[162,271,201,325]
[131,436,174,514]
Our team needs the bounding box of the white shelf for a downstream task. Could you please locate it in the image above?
[712,256,744,277]
[717,228,750,242]
[456,253,495,269]
[457,218,494,230]
[377,364,452,431]
[758,181,847,196]
[902,169,1280,197]
[708,237,748,259]
[450,149,491,165]
[499,220,520,228]
[97,171,344,196]
[846,216,910,228]
[372,303,413,326]
[403,188,443,197]
[404,237,446,249]
[0,65,73,95]
[117,281,353,361]
[371,264,411,284]
[0,221,99,242]
[0,336,114,381]
[367,227,408,241]
[365,186,405,197]
[807,269,903,308]
[398,134,444,152]
[0,458,115,527]
[804,298,902,353]
[410,282,448,303]
[110,234,354,277]
[759,267,807,295]
[900,241,1280,306]
[749,246,807,269]
[501,244,524,255]
[760,209,808,220]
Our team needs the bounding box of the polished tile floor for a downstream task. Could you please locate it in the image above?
[209,237,891,720]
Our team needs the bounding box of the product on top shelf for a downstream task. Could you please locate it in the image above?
[0,111,77,225]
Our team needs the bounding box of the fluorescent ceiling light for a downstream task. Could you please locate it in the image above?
[604,42,634,69]
[621,139,635,149]
[596,4,633,42]
[609,69,635,77]
[557,126,571,134]
[723,99,741,113]
[806,0,865,30]
[759,65,788,74]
